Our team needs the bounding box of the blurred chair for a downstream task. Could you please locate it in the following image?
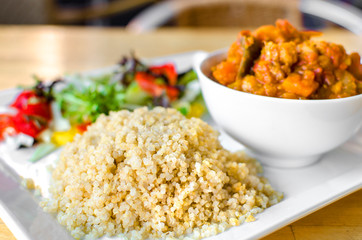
[300,0,362,34]
[0,0,47,24]
[127,0,301,30]
[126,0,362,34]
[44,0,159,24]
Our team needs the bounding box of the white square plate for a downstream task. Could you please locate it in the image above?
[0,51,361,240]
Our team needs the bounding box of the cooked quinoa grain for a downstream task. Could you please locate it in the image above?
[42,107,282,239]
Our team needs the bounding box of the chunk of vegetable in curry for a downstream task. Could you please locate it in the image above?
[212,19,362,99]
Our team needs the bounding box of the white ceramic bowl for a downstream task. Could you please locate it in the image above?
[194,50,362,168]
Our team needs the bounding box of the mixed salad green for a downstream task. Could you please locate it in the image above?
[0,55,206,161]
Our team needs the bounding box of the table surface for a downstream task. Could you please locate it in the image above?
[0,25,361,240]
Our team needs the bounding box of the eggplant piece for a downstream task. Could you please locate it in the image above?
[238,35,262,77]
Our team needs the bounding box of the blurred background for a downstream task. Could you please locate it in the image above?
[0,0,361,32]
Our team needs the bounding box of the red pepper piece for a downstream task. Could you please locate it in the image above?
[135,72,164,97]
[136,71,180,102]
[76,122,91,133]
[0,114,17,141]
[149,63,178,86]
[166,86,180,101]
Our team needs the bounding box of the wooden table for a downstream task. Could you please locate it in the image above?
[0,26,361,240]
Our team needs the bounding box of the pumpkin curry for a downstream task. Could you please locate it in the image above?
[212,20,362,99]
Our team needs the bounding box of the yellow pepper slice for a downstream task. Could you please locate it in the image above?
[187,102,205,118]
[51,127,79,146]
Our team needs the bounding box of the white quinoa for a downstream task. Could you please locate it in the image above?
[42,107,282,239]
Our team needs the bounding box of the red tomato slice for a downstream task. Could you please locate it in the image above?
[21,102,51,120]
[12,113,46,138]
[11,90,37,110]
[11,90,52,120]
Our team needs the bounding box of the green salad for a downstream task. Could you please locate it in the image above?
[0,55,206,161]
